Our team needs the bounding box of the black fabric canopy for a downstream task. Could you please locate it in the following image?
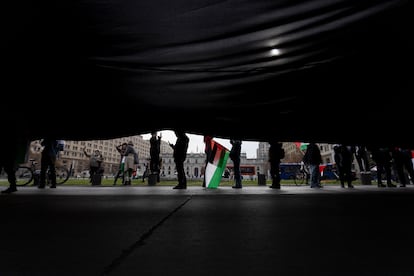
[3,0,412,146]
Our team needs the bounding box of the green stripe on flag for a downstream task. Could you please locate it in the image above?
[207,150,229,189]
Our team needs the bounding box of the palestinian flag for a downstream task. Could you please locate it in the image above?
[205,140,230,189]
[294,142,309,151]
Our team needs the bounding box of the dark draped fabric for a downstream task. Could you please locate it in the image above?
[3,0,413,147]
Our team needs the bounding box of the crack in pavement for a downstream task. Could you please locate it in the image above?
[101,195,193,275]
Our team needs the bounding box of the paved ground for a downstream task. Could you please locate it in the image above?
[1,184,414,276]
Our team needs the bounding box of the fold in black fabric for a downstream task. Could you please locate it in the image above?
[3,0,412,147]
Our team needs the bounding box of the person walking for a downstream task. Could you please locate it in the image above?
[303,142,323,188]
[169,130,189,189]
[229,139,242,189]
[268,140,285,189]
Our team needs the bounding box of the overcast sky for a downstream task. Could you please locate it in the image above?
[141,130,259,158]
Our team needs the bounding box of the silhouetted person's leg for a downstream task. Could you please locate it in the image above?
[1,163,17,193]
[376,163,386,187]
[384,163,395,187]
[174,161,186,189]
[269,161,280,189]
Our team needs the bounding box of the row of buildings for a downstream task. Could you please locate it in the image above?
[25,136,362,180]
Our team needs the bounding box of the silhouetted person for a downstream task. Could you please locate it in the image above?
[333,144,354,188]
[0,153,18,193]
[169,130,189,189]
[354,144,370,172]
[391,147,414,187]
[150,131,161,182]
[369,145,395,188]
[401,148,414,185]
[229,139,242,189]
[229,139,243,189]
[303,142,322,188]
[1,133,27,194]
[268,140,284,189]
[38,138,59,189]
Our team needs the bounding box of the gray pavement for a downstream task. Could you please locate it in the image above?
[1,184,414,275]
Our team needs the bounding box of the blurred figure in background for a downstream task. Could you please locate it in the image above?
[229,139,242,189]
[369,145,395,188]
[123,141,139,185]
[303,142,323,188]
[268,140,284,189]
[113,143,127,185]
[38,138,59,189]
[83,147,104,185]
[333,144,354,188]
[149,131,162,182]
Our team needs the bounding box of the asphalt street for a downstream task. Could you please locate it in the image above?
[1,185,414,276]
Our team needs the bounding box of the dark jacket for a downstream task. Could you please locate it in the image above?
[303,143,322,165]
[171,132,189,162]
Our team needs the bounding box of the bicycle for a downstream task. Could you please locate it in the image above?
[15,159,71,187]
[294,165,310,185]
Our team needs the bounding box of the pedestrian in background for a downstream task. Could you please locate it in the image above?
[369,145,395,188]
[229,139,242,189]
[83,147,104,185]
[333,144,354,188]
[113,143,127,185]
[303,142,323,188]
[150,131,162,182]
[38,138,59,189]
[123,141,139,185]
[391,147,414,187]
[268,140,284,189]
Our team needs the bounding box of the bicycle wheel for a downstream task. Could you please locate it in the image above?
[54,166,70,185]
[294,171,305,185]
[15,166,34,186]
